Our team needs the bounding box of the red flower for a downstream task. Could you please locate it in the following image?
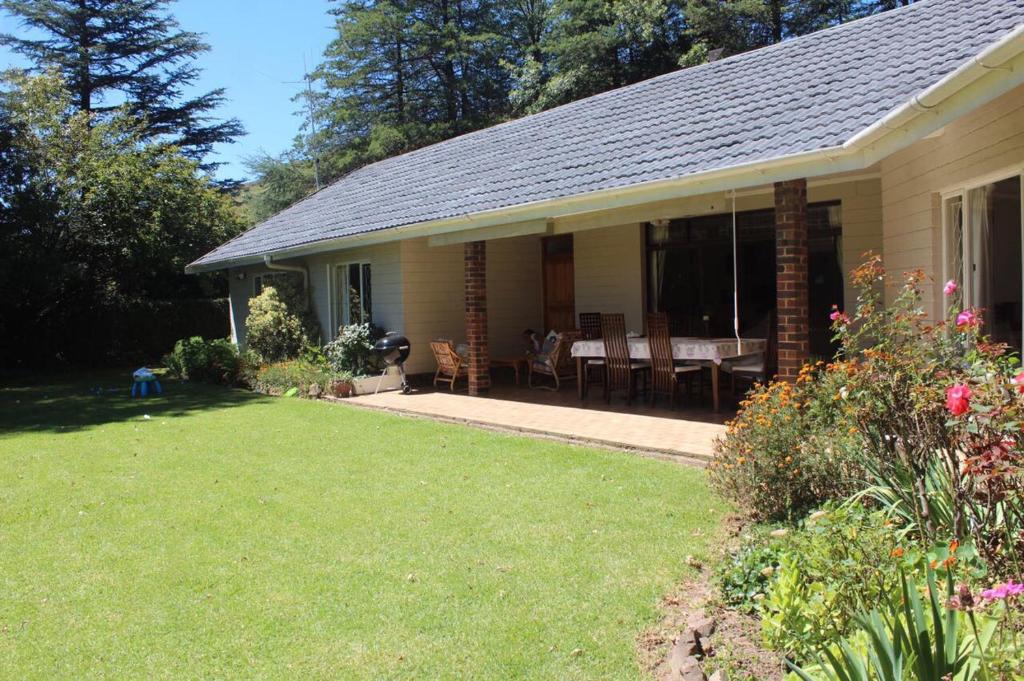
[945,383,972,416]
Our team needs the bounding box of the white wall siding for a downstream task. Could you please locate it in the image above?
[226,265,274,349]
[400,238,465,374]
[573,223,646,332]
[880,85,1024,319]
[809,179,883,314]
[487,235,543,357]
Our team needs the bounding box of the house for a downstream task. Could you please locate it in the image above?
[189,0,1024,399]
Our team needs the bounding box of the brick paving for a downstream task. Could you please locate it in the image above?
[346,383,728,464]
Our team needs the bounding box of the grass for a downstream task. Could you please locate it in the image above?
[0,372,726,679]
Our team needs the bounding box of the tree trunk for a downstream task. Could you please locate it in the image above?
[76,0,93,114]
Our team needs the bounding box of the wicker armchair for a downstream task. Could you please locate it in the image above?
[430,339,468,391]
[528,330,581,391]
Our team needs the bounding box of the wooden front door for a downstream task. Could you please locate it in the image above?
[542,235,575,332]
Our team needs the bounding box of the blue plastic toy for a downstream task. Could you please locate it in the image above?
[131,368,163,397]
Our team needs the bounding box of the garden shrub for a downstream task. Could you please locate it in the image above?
[832,258,1024,579]
[714,529,784,611]
[323,323,384,377]
[758,504,903,662]
[164,336,241,385]
[708,365,864,521]
[245,286,310,363]
[252,359,342,397]
[787,559,1024,680]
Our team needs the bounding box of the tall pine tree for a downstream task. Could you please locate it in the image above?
[0,0,243,166]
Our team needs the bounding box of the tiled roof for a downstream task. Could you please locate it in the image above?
[192,0,1024,269]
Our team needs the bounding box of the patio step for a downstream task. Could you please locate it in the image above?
[326,392,722,467]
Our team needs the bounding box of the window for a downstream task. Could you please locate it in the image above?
[943,175,1022,352]
[334,262,372,331]
[253,272,293,296]
[646,202,843,358]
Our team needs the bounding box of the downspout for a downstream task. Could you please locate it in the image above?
[263,255,309,303]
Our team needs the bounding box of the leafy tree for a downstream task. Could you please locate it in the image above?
[0,70,243,365]
[0,0,243,166]
[680,0,914,65]
[514,0,685,112]
[249,0,915,218]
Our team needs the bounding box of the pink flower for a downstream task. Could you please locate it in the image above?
[945,383,972,416]
[981,581,1024,601]
[829,306,850,325]
[1013,371,1024,395]
[956,309,979,329]
[943,280,958,296]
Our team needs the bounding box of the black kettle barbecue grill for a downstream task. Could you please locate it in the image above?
[372,332,411,394]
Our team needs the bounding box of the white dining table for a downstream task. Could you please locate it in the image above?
[570,337,767,412]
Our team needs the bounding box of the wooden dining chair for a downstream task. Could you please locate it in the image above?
[600,313,649,405]
[578,312,604,397]
[647,313,701,408]
[578,313,602,340]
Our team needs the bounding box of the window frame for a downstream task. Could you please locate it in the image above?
[331,261,372,336]
[940,167,1024,309]
[940,168,1024,348]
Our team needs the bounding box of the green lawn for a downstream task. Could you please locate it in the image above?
[0,373,725,679]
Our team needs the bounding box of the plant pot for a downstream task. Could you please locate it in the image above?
[330,379,353,398]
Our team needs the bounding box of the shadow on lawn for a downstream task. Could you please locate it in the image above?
[0,369,265,435]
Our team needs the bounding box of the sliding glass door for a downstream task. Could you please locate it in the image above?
[943,175,1023,352]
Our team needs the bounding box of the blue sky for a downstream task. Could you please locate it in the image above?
[0,0,338,182]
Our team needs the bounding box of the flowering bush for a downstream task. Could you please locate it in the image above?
[832,256,1024,578]
[323,323,384,377]
[708,364,864,521]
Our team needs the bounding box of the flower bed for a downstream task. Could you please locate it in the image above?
[707,255,1024,679]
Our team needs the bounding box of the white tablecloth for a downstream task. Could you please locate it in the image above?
[570,337,766,365]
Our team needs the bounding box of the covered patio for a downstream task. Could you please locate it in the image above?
[449,178,827,402]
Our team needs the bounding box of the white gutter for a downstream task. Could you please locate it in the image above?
[845,23,1024,150]
[188,25,1024,274]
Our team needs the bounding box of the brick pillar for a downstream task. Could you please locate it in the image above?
[465,240,490,395]
[775,179,809,381]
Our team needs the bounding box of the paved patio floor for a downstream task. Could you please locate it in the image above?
[345,382,728,464]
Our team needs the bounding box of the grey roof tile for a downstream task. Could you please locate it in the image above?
[192,0,1024,269]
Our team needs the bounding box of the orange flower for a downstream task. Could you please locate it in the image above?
[891,547,904,558]
[949,540,959,553]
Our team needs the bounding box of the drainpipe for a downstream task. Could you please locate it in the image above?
[263,255,309,303]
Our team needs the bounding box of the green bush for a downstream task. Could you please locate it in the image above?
[245,286,310,362]
[715,529,784,611]
[832,258,1024,578]
[323,323,384,377]
[708,366,865,522]
[163,336,241,385]
[758,504,903,663]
